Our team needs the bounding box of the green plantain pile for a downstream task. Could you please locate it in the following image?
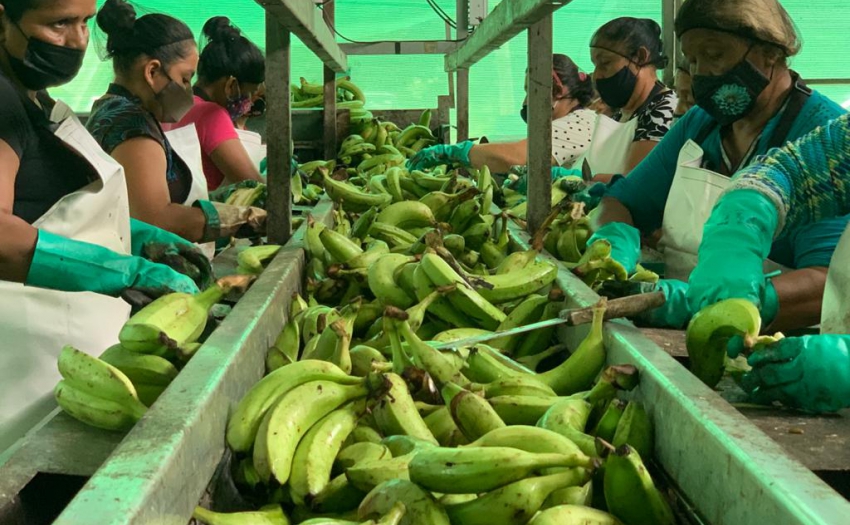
[195,168,678,524]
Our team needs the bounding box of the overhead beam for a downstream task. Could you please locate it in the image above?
[445,0,573,72]
[255,0,348,73]
[340,40,458,56]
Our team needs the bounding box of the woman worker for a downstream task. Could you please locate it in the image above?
[686,114,850,413]
[170,16,266,191]
[585,17,678,182]
[87,0,265,246]
[589,0,846,331]
[407,53,597,177]
[0,0,200,451]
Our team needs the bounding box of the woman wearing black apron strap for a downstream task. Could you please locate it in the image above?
[589,0,847,332]
[0,0,200,452]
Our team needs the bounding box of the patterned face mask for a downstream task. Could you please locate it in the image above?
[226,79,253,121]
[692,46,771,126]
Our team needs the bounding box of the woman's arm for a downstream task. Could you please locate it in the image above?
[110,137,207,243]
[591,140,659,183]
[771,268,827,331]
[0,139,38,282]
[467,140,528,173]
[209,138,264,185]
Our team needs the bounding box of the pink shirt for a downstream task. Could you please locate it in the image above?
[171,95,239,190]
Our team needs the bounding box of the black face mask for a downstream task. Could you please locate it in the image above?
[692,50,771,126]
[520,104,528,123]
[5,23,85,91]
[594,65,638,109]
[153,74,194,123]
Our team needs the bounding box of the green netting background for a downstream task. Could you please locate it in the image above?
[55,0,850,138]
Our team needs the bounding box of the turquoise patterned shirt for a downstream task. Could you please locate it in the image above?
[728,113,850,250]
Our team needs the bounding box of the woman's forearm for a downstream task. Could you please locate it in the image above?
[130,203,208,244]
[591,197,636,230]
[468,140,528,173]
[0,213,38,283]
[770,267,828,331]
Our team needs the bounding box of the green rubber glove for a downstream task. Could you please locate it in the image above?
[637,279,692,329]
[130,219,213,289]
[407,141,474,172]
[258,157,298,176]
[741,335,850,413]
[26,230,199,297]
[686,190,778,314]
[587,222,641,274]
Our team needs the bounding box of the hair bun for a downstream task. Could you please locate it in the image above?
[97,0,137,36]
[203,16,241,42]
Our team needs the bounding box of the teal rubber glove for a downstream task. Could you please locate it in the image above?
[686,190,778,314]
[407,141,474,172]
[258,157,298,177]
[26,230,199,297]
[130,219,213,289]
[638,279,692,329]
[741,335,850,413]
[587,222,641,274]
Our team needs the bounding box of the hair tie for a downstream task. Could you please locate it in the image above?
[579,72,588,81]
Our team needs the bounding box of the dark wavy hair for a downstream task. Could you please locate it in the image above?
[197,16,265,85]
[591,17,669,69]
[96,0,195,74]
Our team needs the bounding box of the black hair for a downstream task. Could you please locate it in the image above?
[1,0,48,22]
[197,16,265,85]
[96,0,195,75]
[591,17,669,69]
[553,54,594,107]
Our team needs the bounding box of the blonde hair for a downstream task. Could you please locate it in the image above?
[675,0,801,57]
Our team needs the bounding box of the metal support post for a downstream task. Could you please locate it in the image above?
[322,0,337,160]
[526,15,553,235]
[662,0,683,86]
[266,15,293,245]
[456,0,470,141]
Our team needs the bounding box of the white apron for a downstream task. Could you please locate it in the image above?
[658,140,789,281]
[164,125,216,258]
[820,225,850,334]
[0,102,132,452]
[236,128,267,169]
[569,113,639,176]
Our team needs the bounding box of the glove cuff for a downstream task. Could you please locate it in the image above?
[194,200,222,242]
[761,279,780,327]
[26,230,133,296]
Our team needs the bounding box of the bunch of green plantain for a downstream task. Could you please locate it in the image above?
[291,77,367,111]
[219,292,673,524]
[54,282,233,430]
[527,202,659,291]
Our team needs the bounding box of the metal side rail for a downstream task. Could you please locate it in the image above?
[506,219,850,524]
[50,202,334,525]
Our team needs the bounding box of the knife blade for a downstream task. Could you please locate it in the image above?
[432,291,665,350]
